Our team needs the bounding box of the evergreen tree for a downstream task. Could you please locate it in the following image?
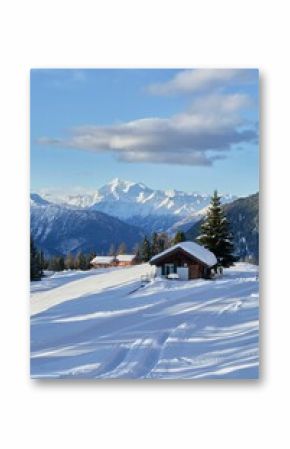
[58,256,65,271]
[39,250,45,274]
[75,252,87,270]
[30,236,42,281]
[151,232,170,255]
[139,236,152,262]
[151,232,159,256]
[158,232,171,251]
[74,253,80,270]
[86,252,96,270]
[48,256,57,271]
[173,230,186,245]
[197,190,236,267]
[41,255,49,270]
[64,253,75,270]
[117,242,127,255]
[48,255,65,271]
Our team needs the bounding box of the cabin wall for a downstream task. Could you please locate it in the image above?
[92,263,112,269]
[118,261,132,266]
[156,264,200,280]
[177,267,189,280]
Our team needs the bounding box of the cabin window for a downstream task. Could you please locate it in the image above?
[164,264,176,275]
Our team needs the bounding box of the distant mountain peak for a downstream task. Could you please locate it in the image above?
[108,177,127,187]
[33,180,236,226]
[107,178,147,191]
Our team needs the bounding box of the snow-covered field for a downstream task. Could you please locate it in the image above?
[30,268,119,294]
[30,263,259,379]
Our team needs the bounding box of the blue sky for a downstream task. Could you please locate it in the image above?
[30,69,259,196]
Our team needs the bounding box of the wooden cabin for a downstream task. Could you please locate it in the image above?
[149,241,217,280]
[90,256,116,268]
[116,254,137,266]
[90,254,138,268]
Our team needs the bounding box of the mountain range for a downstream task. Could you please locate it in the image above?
[39,178,236,233]
[31,200,143,257]
[31,179,258,260]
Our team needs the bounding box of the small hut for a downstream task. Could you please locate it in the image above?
[116,254,137,266]
[90,256,116,268]
[149,241,217,280]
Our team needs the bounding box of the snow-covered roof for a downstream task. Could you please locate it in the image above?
[116,254,136,262]
[91,256,115,265]
[150,241,217,267]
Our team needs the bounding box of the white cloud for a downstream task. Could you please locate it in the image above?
[148,68,258,95]
[38,93,257,166]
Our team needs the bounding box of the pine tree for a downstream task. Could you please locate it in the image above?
[30,236,42,281]
[64,253,75,270]
[151,232,170,255]
[48,255,65,271]
[58,256,65,271]
[173,230,186,245]
[159,232,171,251]
[86,252,96,270]
[140,236,152,262]
[151,232,159,256]
[48,256,56,271]
[197,190,236,267]
[75,252,87,270]
[41,254,49,270]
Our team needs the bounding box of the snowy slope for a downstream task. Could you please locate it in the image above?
[31,264,154,315]
[31,263,259,379]
[30,268,119,294]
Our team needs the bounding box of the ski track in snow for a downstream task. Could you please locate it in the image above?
[30,263,259,379]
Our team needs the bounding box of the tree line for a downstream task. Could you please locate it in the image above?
[30,239,137,281]
[30,231,186,280]
[30,241,97,280]
[136,230,186,262]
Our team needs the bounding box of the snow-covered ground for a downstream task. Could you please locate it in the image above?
[30,268,119,294]
[30,263,259,379]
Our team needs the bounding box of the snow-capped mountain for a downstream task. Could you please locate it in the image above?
[30,193,51,207]
[39,178,236,223]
